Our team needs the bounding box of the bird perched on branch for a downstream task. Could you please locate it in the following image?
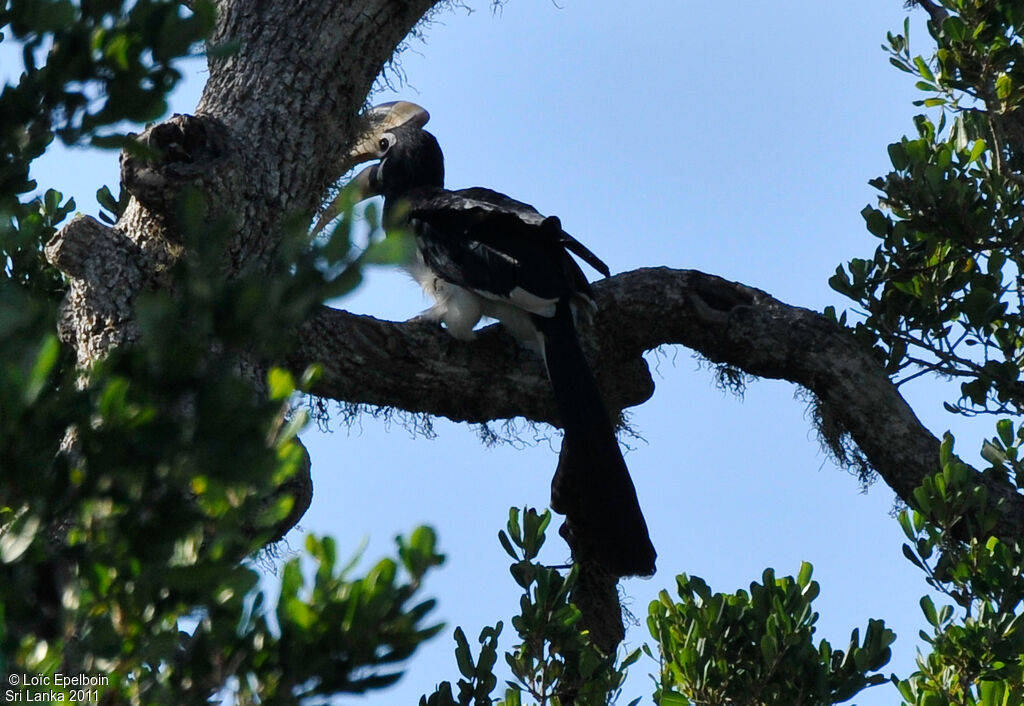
[337,102,656,578]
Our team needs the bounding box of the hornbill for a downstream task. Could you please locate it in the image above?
[336,102,656,578]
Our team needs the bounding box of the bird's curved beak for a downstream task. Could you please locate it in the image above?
[349,163,380,201]
[340,100,430,172]
[313,102,429,236]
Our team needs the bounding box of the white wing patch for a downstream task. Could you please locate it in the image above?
[471,285,557,317]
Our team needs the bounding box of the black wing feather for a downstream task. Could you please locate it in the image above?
[403,187,593,305]
[451,188,611,277]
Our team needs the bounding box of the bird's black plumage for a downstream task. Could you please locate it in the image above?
[360,123,656,577]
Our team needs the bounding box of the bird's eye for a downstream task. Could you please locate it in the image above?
[378,137,391,152]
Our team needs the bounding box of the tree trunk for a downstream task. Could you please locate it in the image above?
[44,0,442,540]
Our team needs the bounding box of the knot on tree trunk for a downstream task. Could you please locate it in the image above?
[45,213,141,283]
[45,214,145,356]
[684,275,760,325]
[121,113,232,229]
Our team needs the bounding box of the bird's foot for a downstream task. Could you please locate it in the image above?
[408,311,443,326]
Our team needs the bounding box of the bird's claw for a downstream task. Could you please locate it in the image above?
[408,312,443,327]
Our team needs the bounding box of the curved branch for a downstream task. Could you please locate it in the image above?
[290,266,1024,540]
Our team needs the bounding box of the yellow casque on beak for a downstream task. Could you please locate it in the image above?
[340,100,430,171]
[313,101,430,236]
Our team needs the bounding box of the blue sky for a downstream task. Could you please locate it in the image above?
[12,1,1004,703]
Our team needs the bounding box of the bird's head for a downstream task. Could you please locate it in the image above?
[344,101,444,201]
[342,101,430,169]
[312,102,436,236]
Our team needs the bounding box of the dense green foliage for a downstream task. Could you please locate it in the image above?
[418,509,639,706]
[1,0,214,197]
[830,1,1024,416]
[1,163,442,704]
[647,568,893,705]
[894,433,1024,706]
[827,2,1024,704]
[1,2,441,702]
[415,515,895,706]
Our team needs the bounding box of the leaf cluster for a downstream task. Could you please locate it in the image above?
[830,2,1024,415]
[1,179,444,702]
[221,531,445,704]
[0,4,454,698]
[646,564,894,706]
[420,508,639,706]
[1,86,435,706]
[894,431,1024,705]
[0,0,215,206]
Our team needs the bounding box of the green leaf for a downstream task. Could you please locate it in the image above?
[969,139,987,163]
[283,598,317,630]
[797,561,813,588]
[914,56,935,82]
[276,410,308,445]
[920,595,939,627]
[862,206,890,237]
[363,231,415,265]
[760,632,778,661]
[267,367,296,400]
[0,511,41,563]
[43,188,62,215]
[829,267,853,296]
[996,73,1013,100]
[940,433,954,467]
[997,419,1014,446]
[498,530,518,560]
[902,543,927,571]
[453,627,475,679]
[507,507,522,544]
[503,687,522,706]
[979,680,1006,706]
[888,142,909,170]
[300,363,323,389]
[322,215,354,262]
[905,138,928,163]
[941,16,966,41]
[981,440,1007,466]
[24,334,60,404]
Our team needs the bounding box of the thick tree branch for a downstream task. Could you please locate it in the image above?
[291,267,1024,540]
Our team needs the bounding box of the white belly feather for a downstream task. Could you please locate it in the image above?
[405,252,544,346]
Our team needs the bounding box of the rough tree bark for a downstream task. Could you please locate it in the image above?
[43,0,1024,647]
[45,0,440,539]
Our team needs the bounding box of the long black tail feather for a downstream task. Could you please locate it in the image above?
[533,302,656,577]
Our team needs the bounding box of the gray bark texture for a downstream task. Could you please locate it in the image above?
[44,0,439,540]
[42,0,1024,646]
